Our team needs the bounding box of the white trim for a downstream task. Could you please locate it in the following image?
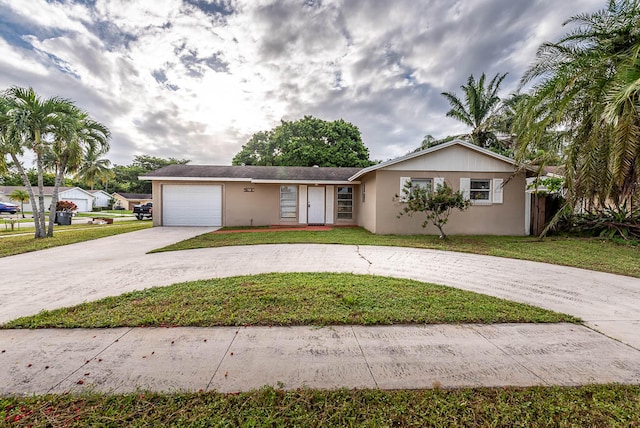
[325,185,335,225]
[251,179,359,185]
[140,176,251,182]
[492,178,504,204]
[525,192,531,236]
[298,185,308,224]
[139,176,359,185]
[460,177,470,200]
[399,177,410,202]
[434,177,445,189]
[349,139,526,181]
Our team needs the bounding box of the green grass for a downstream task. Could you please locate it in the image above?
[2,273,577,328]
[0,221,152,258]
[153,227,640,277]
[2,385,639,427]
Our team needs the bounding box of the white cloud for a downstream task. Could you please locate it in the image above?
[0,0,604,165]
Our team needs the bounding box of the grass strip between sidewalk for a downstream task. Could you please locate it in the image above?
[2,385,639,427]
[2,273,577,328]
[152,227,640,277]
[0,221,152,258]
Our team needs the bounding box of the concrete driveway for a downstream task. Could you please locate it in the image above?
[1,227,639,349]
[1,227,640,394]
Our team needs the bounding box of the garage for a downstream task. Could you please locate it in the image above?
[162,184,222,226]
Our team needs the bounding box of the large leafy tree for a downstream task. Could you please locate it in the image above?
[111,155,189,194]
[516,0,640,211]
[232,116,373,167]
[441,73,508,152]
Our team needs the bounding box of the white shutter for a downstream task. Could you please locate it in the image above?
[434,177,445,191]
[325,185,334,224]
[460,178,471,200]
[492,178,504,204]
[399,177,411,201]
[298,185,307,224]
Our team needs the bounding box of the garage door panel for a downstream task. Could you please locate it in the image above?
[163,185,222,226]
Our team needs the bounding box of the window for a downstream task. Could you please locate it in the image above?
[280,185,297,219]
[362,183,366,203]
[411,178,432,194]
[470,179,491,201]
[337,186,353,219]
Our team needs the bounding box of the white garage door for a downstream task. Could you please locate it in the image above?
[66,198,89,212]
[163,185,222,226]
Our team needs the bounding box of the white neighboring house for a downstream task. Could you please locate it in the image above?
[87,190,112,208]
[0,186,96,212]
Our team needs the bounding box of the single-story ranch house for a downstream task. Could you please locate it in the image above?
[0,186,96,212]
[141,140,533,235]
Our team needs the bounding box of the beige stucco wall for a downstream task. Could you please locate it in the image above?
[151,181,358,227]
[356,173,377,233]
[370,170,527,235]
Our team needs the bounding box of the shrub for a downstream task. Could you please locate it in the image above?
[56,200,78,212]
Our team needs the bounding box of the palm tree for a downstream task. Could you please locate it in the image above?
[1,86,110,238]
[441,72,508,151]
[517,0,640,212]
[1,87,73,237]
[75,146,113,190]
[45,107,110,236]
[8,189,29,218]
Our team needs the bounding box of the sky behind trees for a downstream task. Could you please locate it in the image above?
[0,0,602,165]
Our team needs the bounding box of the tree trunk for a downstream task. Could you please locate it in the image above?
[48,156,69,237]
[10,153,42,238]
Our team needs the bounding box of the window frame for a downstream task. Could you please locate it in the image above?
[470,179,491,204]
[279,185,298,220]
[336,186,354,220]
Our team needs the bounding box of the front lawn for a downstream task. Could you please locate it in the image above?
[2,385,639,427]
[2,273,576,328]
[153,227,640,277]
[0,221,152,258]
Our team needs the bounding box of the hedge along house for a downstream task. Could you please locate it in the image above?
[140,165,362,227]
[141,140,532,235]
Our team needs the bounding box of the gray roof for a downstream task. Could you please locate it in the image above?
[0,186,75,196]
[115,193,152,200]
[141,165,363,182]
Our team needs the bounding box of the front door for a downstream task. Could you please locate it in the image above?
[307,187,325,224]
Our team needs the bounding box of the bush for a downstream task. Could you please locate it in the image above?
[56,200,78,212]
[557,207,640,241]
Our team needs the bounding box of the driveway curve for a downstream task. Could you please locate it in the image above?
[1,227,639,348]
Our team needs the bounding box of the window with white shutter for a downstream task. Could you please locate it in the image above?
[492,178,504,204]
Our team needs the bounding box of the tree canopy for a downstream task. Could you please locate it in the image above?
[515,0,640,211]
[232,116,373,167]
[111,155,190,194]
[441,73,509,153]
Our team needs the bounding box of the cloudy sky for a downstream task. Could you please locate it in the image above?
[0,0,603,166]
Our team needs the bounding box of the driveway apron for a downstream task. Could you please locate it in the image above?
[1,232,639,348]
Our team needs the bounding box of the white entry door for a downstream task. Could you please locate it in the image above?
[307,187,325,224]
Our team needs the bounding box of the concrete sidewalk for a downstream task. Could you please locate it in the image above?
[2,323,640,395]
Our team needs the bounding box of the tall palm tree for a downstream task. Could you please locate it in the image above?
[46,107,110,236]
[75,146,113,190]
[441,72,508,151]
[8,189,29,218]
[516,0,640,211]
[1,87,73,237]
